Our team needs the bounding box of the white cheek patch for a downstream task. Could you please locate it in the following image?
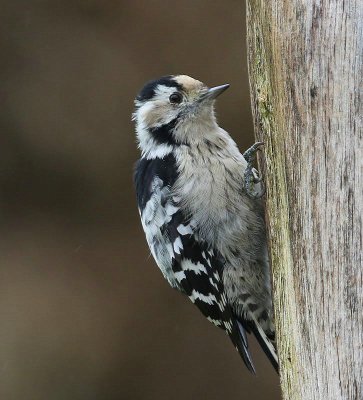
[138,101,155,122]
[137,88,180,129]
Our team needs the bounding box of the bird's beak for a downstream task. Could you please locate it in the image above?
[199,84,230,102]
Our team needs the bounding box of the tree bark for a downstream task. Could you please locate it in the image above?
[246,2,363,399]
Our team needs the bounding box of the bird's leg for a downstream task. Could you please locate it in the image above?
[243,142,265,199]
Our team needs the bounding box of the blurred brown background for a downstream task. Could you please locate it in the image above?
[0,1,281,399]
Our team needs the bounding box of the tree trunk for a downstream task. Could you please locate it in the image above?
[245,2,363,399]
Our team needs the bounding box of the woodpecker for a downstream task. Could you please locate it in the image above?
[133,75,278,373]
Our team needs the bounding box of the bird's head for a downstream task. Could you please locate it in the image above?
[133,75,229,157]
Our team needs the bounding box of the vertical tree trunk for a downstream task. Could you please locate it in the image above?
[246,2,362,399]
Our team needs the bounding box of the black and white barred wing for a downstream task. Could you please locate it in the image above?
[165,211,256,373]
[135,157,255,372]
[135,156,181,289]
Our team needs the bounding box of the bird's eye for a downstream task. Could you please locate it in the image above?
[169,92,183,104]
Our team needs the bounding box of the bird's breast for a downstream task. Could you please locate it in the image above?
[173,144,262,251]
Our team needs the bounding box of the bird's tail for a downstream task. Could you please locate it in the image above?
[229,320,256,374]
[249,316,279,373]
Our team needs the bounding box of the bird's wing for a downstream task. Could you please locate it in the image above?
[165,208,256,373]
[134,156,255,372]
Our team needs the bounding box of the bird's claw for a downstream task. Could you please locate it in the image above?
[252,169,263,184]
[243,142,265,199]
[243,141,264,163]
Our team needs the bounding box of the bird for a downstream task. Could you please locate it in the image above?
[132,74,278,373]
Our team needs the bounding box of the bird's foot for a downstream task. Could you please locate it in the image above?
[243,142,265,199]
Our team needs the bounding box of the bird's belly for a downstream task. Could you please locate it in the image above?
[175,179,272,318]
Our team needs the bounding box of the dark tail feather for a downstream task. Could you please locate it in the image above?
[249,319,279,373]
[230,321,256,374]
